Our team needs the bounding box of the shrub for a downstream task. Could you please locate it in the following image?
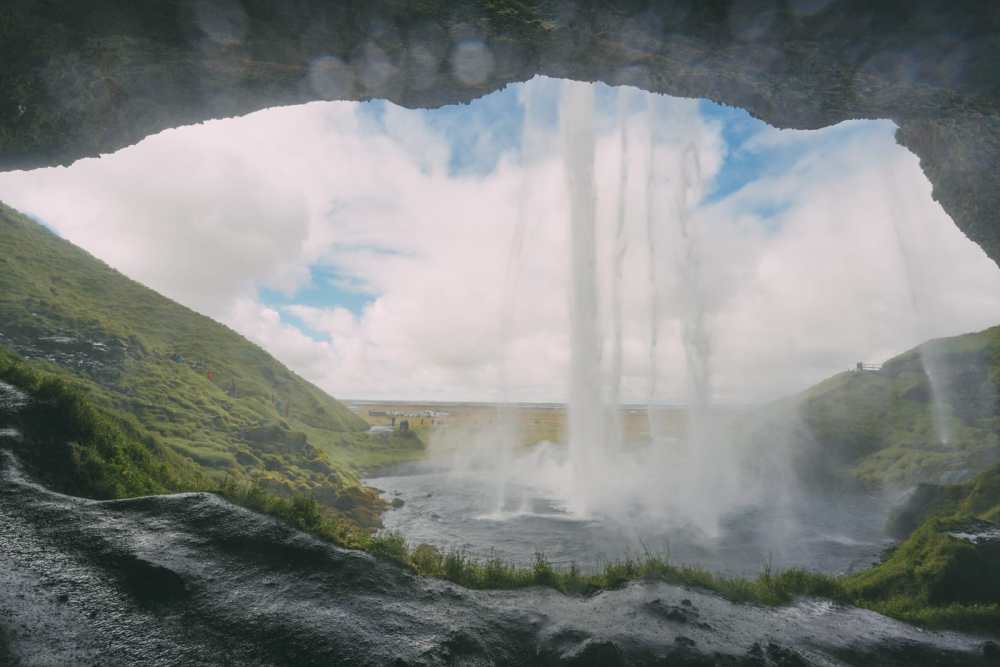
[532,552,557,587]
[444,550,471,583]
[289,494,322,532]
[411,543,445,576]
[368,530,409,565]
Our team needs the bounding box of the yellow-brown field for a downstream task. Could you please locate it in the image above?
[346,401,689,452]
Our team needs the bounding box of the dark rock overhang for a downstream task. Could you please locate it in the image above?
[1,1,997,262]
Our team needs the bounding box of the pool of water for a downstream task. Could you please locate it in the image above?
[366,464,894,577]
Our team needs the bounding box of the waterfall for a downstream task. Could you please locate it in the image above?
[644,97,661,443]
[883,169,951,446]
[607,88,632,456]
[672,140,724,528]
[490,80,541,515]
[561,79,603,514]
[676,143,711,430]
[553,83,723,525]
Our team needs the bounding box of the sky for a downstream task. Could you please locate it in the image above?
[1,76,999,403]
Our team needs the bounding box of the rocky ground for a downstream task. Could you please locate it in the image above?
[0,445,997,666]
[0,380,27,415]
[0,329,130,385]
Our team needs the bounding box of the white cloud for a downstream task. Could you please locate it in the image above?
[0,77,998,404]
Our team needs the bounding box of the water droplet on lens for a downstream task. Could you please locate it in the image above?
[451,39,495,87]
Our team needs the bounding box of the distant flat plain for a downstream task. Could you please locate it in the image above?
[346,400,691,451]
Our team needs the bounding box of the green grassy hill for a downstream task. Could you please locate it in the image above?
[0,203,422,526]
[792,327,1000,487]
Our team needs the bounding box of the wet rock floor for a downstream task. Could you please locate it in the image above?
[0,446,997,665]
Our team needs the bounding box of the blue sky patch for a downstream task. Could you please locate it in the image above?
[359,84,526,177]
[699,99,771,204]
[276,82,891,336]
[259,265,373,340]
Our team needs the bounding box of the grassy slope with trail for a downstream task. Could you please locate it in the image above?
[790,327,1000,487]
[0,204,423,528]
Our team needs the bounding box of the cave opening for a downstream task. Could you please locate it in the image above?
[4,3,1000,659]
[2,75,998,575]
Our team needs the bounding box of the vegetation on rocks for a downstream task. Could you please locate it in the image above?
[885,464,1000,536]
[850,462,1000,631]
[0,346,395,550]
[0,345,205,498]
[355,522,1000,635]
[845,518,1000,631]
[358,461,1000,634]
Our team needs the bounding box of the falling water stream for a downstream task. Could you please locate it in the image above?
[563,80,605,516]
[606,88,630,457]
[644,99,662,444]
[883,168,953,446]
[488,82,541,517]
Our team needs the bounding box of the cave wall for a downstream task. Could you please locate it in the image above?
[1,0,998,262]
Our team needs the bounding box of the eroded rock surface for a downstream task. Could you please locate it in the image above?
[0,329,131,385]
[0,449,995,666]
